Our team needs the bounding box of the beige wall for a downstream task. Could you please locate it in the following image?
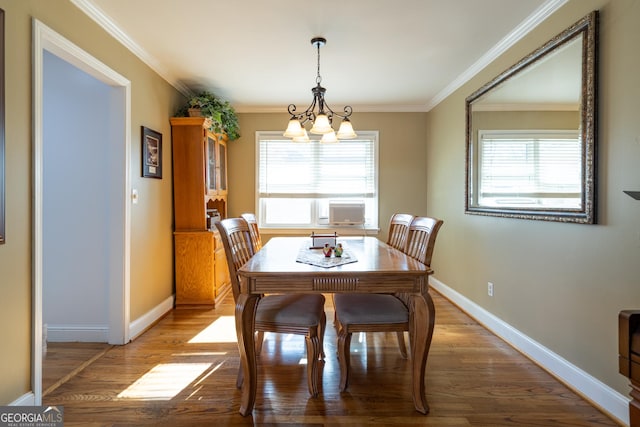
[427,0,640,398]
[0,0,182,403]
[228,112,429,242]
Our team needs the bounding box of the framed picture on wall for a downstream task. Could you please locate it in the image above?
[0,8,6,244]
[142,126,162,179]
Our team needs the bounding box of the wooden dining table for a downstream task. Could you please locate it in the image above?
[235,236,435,416]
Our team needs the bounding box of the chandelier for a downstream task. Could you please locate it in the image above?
[283,37,357,143]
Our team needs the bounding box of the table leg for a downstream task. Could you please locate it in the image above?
[236,293,259,416]
[409,291,435,414]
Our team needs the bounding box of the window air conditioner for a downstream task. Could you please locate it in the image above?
[329,202,365,225]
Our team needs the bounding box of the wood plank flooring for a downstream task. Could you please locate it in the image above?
[44,290,620,426]
[43,342,112,396]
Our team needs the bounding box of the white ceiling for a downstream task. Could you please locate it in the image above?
[72,0,567,113]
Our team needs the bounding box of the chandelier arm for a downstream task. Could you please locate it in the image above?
[288,96,319,126]
[322,103,353,121]
[287,103,299,116]
[305,93,319,121]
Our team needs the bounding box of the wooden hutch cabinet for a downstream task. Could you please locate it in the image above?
[170,117,230,308]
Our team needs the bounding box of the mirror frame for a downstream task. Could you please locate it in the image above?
[465,11,598,224]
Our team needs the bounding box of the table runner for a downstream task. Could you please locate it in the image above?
[295,244,358,268]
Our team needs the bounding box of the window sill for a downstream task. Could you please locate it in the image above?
[260,227,380,237]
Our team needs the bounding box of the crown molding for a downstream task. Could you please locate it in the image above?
[426,0,568,111]
[70,0,192,97]
[234,104,431,114]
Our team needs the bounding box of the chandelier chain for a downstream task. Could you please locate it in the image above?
[316,41,322,85]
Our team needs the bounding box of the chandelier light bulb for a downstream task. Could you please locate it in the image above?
[320,130,338,143]
[283,119,305,138]
[292,128,311,142]
[336,119,357,139]
[310,114,332,134]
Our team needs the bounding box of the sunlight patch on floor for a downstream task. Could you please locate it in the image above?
[173,352,228,357]
[188,316,237,343]
[117,363,212,400]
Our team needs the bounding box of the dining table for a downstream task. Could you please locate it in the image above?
[235,235,435,416]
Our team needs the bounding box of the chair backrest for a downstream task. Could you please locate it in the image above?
[404,216,444,266]
[387,213,414,251]
[240,212,262,251]
[215,218,255,301]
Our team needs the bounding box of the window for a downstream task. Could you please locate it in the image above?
[256,131,378,230]
[476,130,582,208]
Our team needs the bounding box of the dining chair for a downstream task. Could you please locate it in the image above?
[403,216,444,266]
[240,212,266,352]
[335,212,413,352]
[330,212,412,353]
[386,213,414,251]
[215,217,326,397]
[240,212,262,251]
[333,216,443,391]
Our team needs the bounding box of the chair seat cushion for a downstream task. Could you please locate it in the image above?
[257,294,325,327]
[334,293,408,325]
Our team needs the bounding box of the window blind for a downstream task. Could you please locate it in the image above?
[258,132,377,198]
[477,130,582,207]
[256,131,378,229]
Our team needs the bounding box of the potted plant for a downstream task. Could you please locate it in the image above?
[175,90,240,140]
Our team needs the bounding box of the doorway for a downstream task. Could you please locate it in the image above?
[33,20,131,404]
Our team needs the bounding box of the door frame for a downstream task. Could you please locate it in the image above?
[32,19,132,404]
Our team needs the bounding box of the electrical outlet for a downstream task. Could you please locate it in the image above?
[487,282,494,297]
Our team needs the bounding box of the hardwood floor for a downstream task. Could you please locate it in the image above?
[43,342,112,396]
[44,290,619,426]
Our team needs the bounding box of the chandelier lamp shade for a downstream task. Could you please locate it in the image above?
[283,37,357,142]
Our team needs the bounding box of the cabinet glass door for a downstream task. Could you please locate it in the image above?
[207,135,216,193]
[218,141,227,191]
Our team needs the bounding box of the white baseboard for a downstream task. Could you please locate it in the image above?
[429,277,630,427]
[45,295,175,344]
[10,392,35,406]
[46,325,108,342]
[129,294,174,340]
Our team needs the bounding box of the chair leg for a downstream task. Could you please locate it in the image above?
[396,331,408,359]
[305,333,321,397]
[331,294,338,326]
[236,366,244,389]
[239,331,264,388]
[255,331,265,355]
[337,328,352,391]
[319,312,327,360]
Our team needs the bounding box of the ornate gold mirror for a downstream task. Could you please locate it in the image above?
[465,11,598,223]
